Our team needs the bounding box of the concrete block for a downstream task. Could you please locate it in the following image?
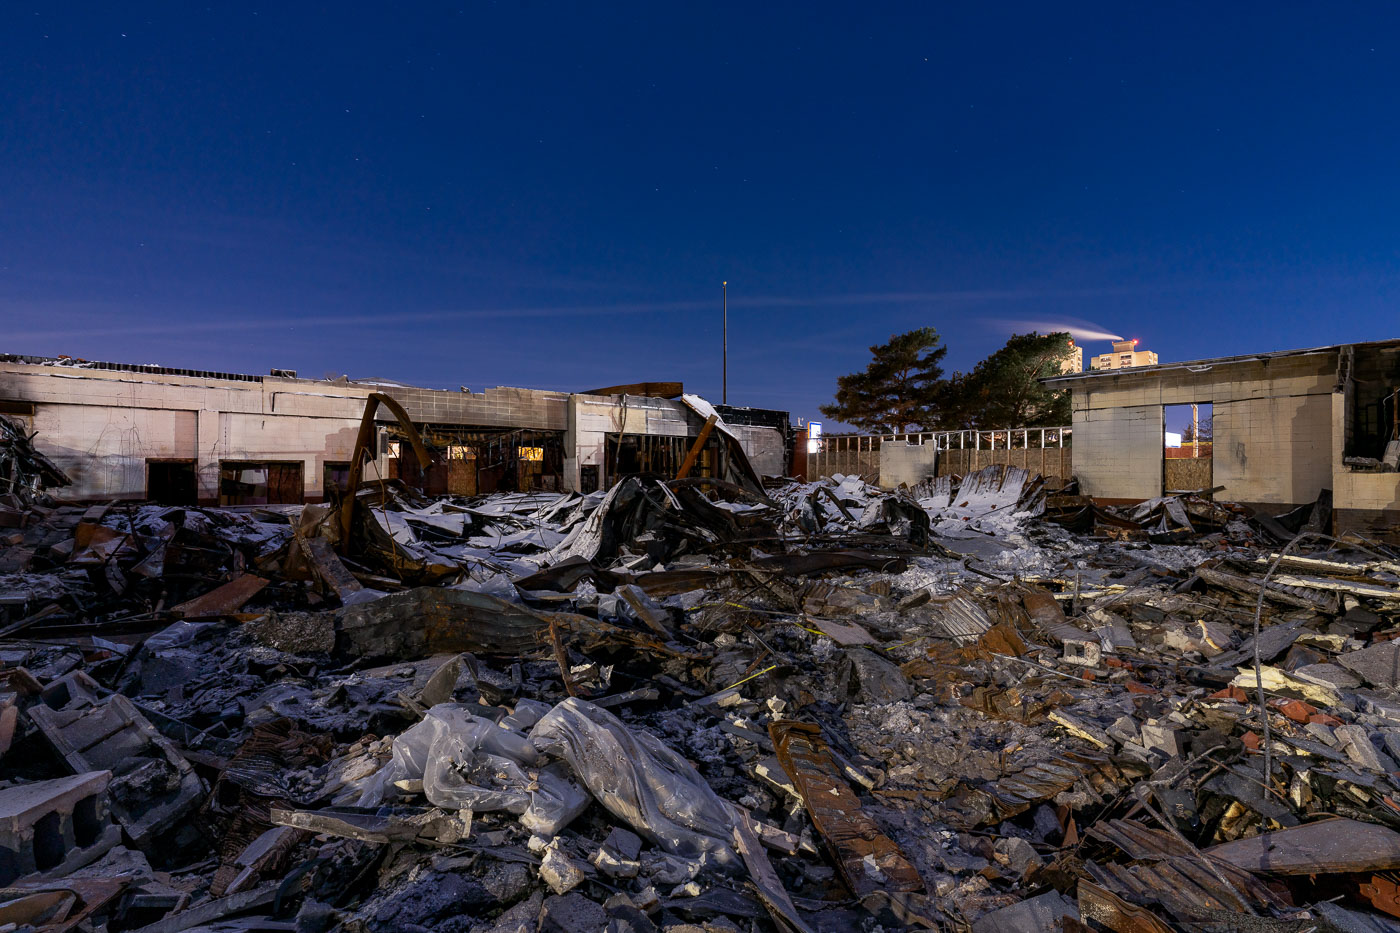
[972,890,1079,933]
[29,694,204,845]
[1061,638,1102,667]
[1293,662,1362,691]
[878,443,938,489]
[0,771,115,884]
[539,845,586,895]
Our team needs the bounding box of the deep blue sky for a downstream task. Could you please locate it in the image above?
[3,4,1398,428]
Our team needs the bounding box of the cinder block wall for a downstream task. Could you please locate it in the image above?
[388,385,568,432]
[1213,393,1332,505]
[730,425,786,477]
[2,361,781,501]
[1066,353,1337,504]
[1071,404,1164,500]
[567,394,694,490]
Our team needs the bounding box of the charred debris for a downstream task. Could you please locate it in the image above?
[2,414,1400,931]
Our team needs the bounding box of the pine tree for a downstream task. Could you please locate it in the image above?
[819,328,947,432]
[954,332,1074,427]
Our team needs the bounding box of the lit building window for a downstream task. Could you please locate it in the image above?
[518,446,544,462]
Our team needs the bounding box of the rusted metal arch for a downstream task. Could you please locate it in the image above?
[338,392,433,550]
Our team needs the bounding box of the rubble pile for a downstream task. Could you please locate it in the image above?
[0,414,71,523]
[0,461,1399,931]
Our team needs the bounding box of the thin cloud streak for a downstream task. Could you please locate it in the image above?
[991,317,1127,343]
[4,285,1155,342]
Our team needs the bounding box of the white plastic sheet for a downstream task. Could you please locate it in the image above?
[358,704,588,836]
[530,697,739,869]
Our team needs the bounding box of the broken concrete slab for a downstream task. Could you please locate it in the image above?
[1337,639,1400,688]
[844,647,912,703]
[971,890,1080,933]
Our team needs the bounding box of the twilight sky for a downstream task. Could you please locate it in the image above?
[3,3,1399,427]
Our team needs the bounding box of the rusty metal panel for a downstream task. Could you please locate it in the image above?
[172,573,269,618]
[769,720,922,898]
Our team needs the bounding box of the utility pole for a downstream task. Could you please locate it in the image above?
[722,281,728,405]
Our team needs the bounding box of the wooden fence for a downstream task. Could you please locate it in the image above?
[804,427,1072,482]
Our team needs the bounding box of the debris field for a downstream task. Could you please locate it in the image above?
[3,414,1400,932]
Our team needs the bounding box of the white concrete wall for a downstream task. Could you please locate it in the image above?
[3,360,785,502]
[566,394,693,490]
[562,395,784,490]
[0,362,379,502]
[879,443,938,489]
[30,405,197,500]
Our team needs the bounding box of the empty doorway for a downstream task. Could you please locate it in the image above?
[146,460,197,505]
[1163,403,1212,494]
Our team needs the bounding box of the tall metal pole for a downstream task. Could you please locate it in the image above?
[722,281,728,405]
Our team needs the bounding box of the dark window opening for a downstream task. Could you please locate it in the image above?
[579,464,600,494]
[323,461,351,500]
[146,460,197,505]
[1345,346,1400,464]
[219,461,304,505]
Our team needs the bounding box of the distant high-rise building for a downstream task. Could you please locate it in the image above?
[1090,338,1158,371]
[1060,339,1084,374]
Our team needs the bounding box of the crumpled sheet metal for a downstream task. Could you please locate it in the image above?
[357,704,588,837]
[1084,819,1286,921]
[335,586,550,659]
[915,464,1045,535]
[530,696,740,869]
[677,394,766,496]
[945,749,1122,828]
[1076,879,1173,933]
[927,594,994,643]
[768,720,923,898]
[746,549,908,577]
[0,414,71,501]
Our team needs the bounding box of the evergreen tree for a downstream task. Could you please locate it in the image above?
[954,332,1074,427]
[819,328,947,432]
